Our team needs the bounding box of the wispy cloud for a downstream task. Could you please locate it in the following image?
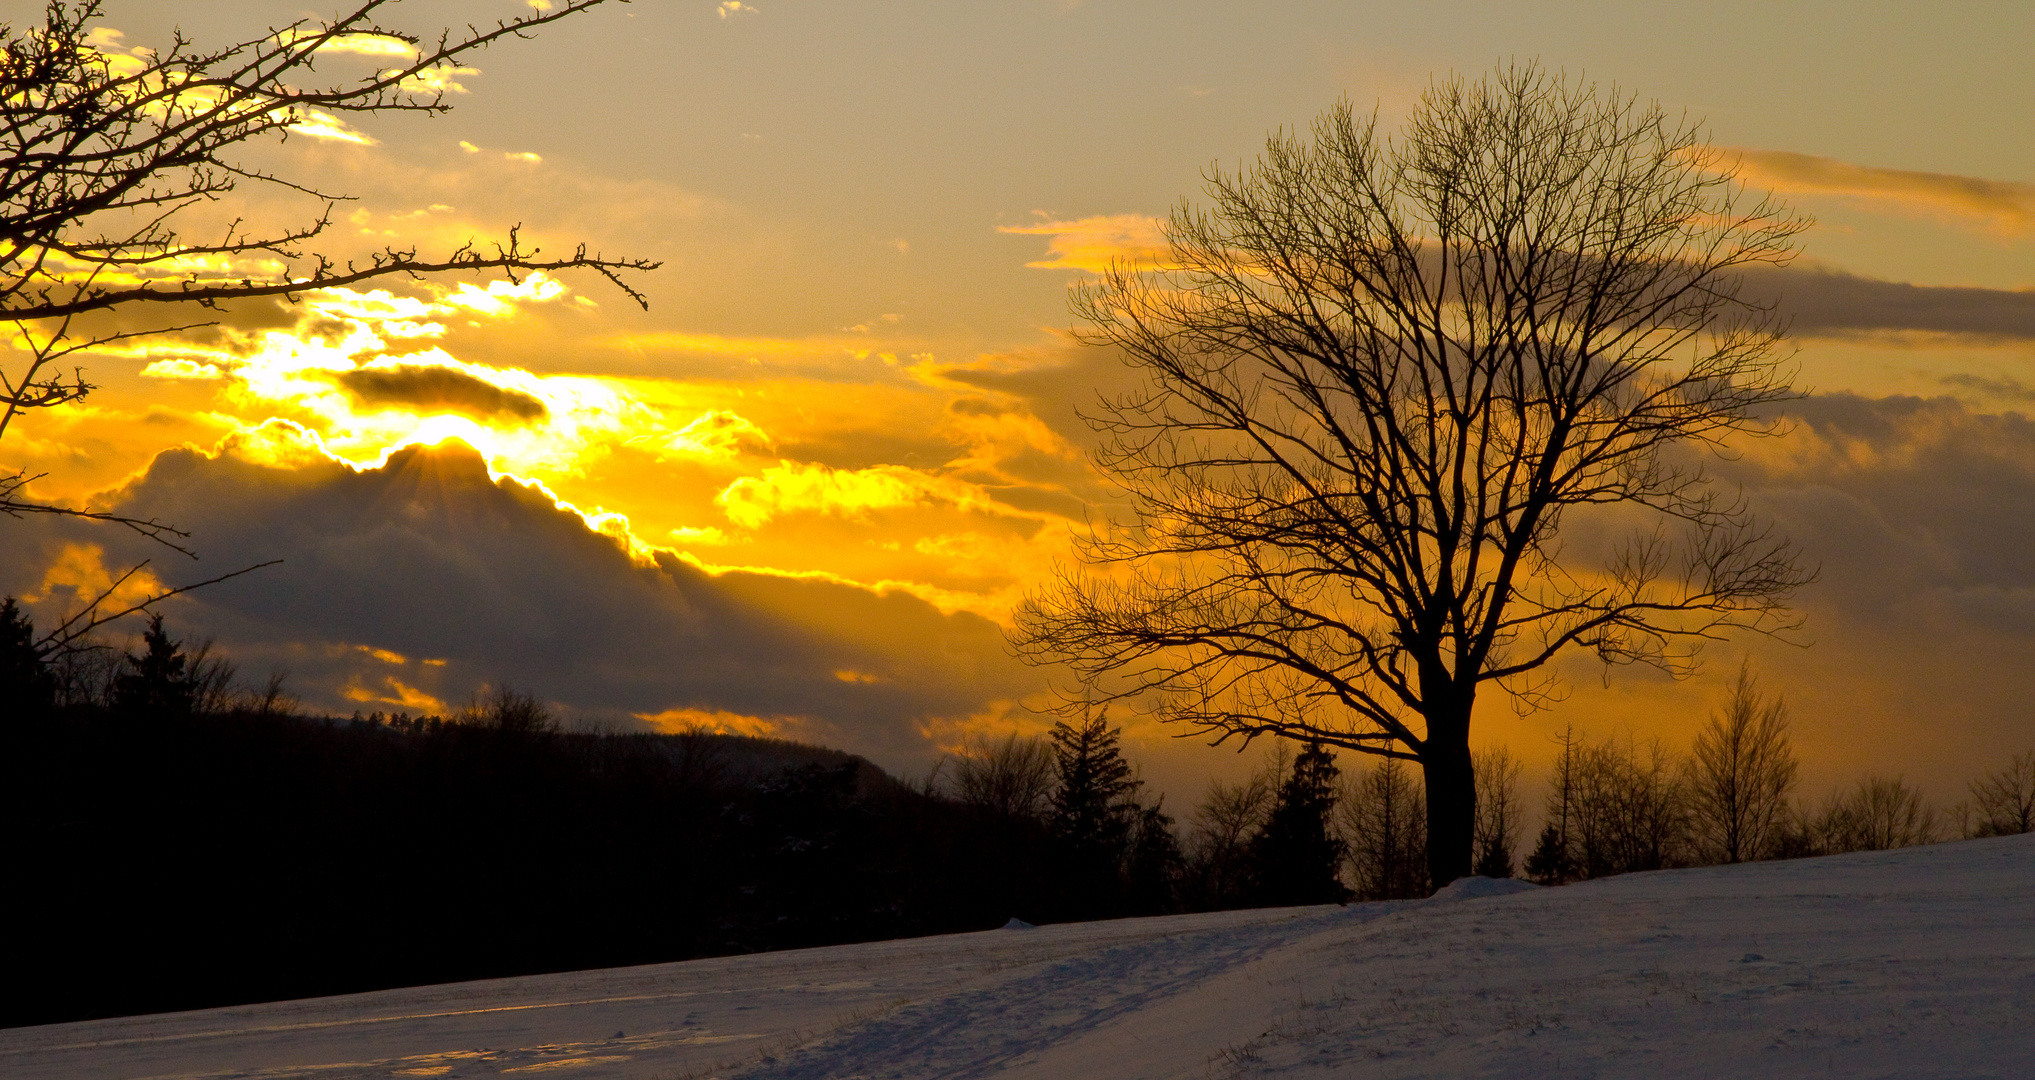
[997,214,1168,272]
[1729,148,2035,236]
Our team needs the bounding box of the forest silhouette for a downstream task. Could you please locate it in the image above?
[0,609,1357,1027]
[5,605,2032,1028]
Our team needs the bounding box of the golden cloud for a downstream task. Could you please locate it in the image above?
[343,675,448,714]
[715,461,1008,530]
[1728,148,2035,235]
[24,543,164,615]
[661,410,775,459]
[81,26,376,144]
[117,274,671,479]
[635,707,786,737]
[997,213,1170,272]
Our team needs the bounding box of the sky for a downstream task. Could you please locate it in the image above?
[4,0,2034,805]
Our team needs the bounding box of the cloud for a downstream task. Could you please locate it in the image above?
[1739,265,2035,342]
[1,438,1048,770]
[715,461,1012,530]
[997,214,1169,272]
[993,216,2035,343]
[332,363,550,423]
[1729,148,2035,235]
[717,2,757,17]
[661,410,775,459]
[108,275,665,478]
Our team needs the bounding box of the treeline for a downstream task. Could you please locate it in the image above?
[1259,664,2034,893]
[1519,668,2035,883]
[1154,665,2035,901]
[7,607,2033,1027]
[0,609,1351,1028]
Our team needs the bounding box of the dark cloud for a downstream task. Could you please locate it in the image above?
[1667,393,2035,786]
[1742,265,2035,340]
[0,439,1042,768]
[332,364,550,423]
[1940,373,2035,403]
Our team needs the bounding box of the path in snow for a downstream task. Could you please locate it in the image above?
[0,905,1351,1080]
[6,833,2032,1079]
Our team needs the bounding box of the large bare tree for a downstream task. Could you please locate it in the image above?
[1013,65,1813,887]
[1,0,652,654]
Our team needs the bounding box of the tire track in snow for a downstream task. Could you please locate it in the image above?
[731,902,1401,1080]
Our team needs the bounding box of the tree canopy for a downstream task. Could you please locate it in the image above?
[1015,64,1811,887]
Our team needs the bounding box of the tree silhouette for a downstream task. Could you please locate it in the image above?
[1014,64,1811,887]
[1047,713,1140,912]
[0,595,53,712]
[1965,751,2035,838]
[1471,746,1523,878]
[1341,754,1426,900]
[1252,742,1351,905]
[1124,801,1186,913]
[1687,663,1798,862]
[1523,823,1575,886]
[111,613,194,717]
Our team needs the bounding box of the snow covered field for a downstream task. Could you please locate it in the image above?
[8,833,2031,1079]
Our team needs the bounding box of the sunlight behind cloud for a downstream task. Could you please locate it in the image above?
[124,274,659,480]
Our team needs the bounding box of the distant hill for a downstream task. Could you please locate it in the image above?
[0,705,1051,1028]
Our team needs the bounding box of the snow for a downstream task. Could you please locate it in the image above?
[6,834,2031,1079]
[1427,874,1542,902]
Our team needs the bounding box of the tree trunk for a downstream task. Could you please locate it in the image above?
[1421,697,1476,891]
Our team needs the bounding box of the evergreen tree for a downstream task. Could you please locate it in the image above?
[1124,801,1185,913]
[1047,713,1140,913]
[1,597,53,714]
[1250,742,1352,905]
[112,615,196,718]
[1524,823,1577,885]
[1473,832,1517,880]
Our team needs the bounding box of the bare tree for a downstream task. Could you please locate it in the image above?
[1185,747,1282,906]
[951,732,1058,820]
[1573,734,1689,876]
[1189,773,1274,864]
[1014,64,1811,885]
[1963,750,2035,838]
[1817,775,1935,853]
[1526,723,1585,884]
[1687,662,1799,862]
[1338,755,1427,900]
[1,0,651,640]
[1471,745,1523,878]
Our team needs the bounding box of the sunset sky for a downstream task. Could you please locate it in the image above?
[5,0,2033,802]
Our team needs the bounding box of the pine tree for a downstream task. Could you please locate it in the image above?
[1523,823,1576,885]
[1,597,53,714]
[1251,742,1352,905]
[1047,713,1140,912]
[1124,802,1186,913]
[112,614,196,718]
